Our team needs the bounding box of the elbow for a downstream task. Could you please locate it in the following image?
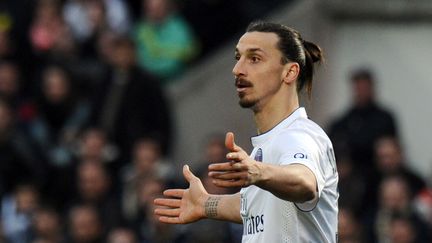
[302,184,316,202]
[295,165,318,203]
[295,177,317,203]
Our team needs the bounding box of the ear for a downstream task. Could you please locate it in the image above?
[281,63,300,85]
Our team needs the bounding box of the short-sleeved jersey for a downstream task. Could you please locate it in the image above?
[240,107,339,243]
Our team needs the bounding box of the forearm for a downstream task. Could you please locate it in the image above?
[203,193,242,223]
[255,163,316,203]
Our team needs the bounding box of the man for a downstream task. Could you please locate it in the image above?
[328,68,398,175]
[89,36,172,162]
[154,21,339,242]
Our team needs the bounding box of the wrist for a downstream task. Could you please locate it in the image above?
[202,194,222,219]
[199,193,210,219]
[254,162,270,187]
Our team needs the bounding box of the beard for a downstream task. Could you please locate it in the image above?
[236,77,256,108]
[238,96,257,108]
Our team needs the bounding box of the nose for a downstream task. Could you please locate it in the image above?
[232,59,246,77]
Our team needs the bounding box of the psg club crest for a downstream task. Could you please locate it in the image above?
[254,148,263,162]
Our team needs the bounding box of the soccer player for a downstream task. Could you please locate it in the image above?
[154,21,339,242]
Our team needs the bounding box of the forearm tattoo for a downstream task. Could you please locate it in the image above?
[205,196,221,218]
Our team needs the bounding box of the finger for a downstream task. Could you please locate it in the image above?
[154,198,181,208]
[154,208,181,217]
[208,162,236,171]
[208,171,238,178]
[225,132,241,152]
[209,171,247,180]
[183,165,198,183]
[226,152,247,161]
[213,178,246,188]
[163,189,184,198]
[231,161,247,170]
[158,216,181,224]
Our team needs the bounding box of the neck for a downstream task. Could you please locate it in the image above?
[253,91,299,134]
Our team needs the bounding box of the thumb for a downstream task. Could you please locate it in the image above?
[183,164,197,183]
[225,132,241,152]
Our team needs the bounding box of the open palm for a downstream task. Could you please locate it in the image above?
[154,165,208,224]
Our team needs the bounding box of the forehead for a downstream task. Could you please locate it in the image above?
[236,32,280,54]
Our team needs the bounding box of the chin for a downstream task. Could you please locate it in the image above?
[239,98,257,108]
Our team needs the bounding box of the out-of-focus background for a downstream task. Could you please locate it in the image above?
[0,0,431,242]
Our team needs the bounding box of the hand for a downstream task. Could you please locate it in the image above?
[154,165,208,224]
[208,132,262,187]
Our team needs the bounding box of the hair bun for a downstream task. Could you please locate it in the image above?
[303,40,323,63]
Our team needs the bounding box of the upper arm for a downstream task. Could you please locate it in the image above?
[274,130,326,208]
[286,163,319,211]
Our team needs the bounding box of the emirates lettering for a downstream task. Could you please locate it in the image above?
[243,214,264,235]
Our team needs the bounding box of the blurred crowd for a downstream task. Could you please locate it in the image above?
[0,0,430,242]
[0,0,286,242]
[330,69,432,243]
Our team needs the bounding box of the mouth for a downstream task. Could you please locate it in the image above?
[235,78,252,92]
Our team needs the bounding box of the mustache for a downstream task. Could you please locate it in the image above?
[235,77,253,87]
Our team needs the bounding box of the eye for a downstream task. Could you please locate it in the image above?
[234,54,240,61]
[250,56,260,63]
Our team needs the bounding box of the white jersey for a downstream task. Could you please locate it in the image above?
[240,107,339,243]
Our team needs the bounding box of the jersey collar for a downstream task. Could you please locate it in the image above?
[251,107,307,146]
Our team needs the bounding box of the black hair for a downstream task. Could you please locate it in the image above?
[246,21,323,98]
[350,68,374,84]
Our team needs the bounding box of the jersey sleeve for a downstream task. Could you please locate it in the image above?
[273,129,326,211]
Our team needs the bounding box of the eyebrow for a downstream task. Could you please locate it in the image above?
[235,47,266,55]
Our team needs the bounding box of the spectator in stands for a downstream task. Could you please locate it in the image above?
[29,0,64,57]
[66,205,105,243]
[0,183,40,243]
[362,136,426,211]
[63,0,130,58]
[413,188,432,232]
[374,136,425,195]
[75,128,119,166]
[107,227,137,243]
[120,138,174,222]
[0,99,44,196]
[133,0,199,83]
[70,161,122,231]
[45,127,118,212]
[63,0,130,43]
[0,60,42,127]
[389,214,419,243]
[338,207,363,243]
[336,152,366,217]
[30,207,64,243]
[202,132,227,164]
[27,65,90,167]
[0,61,23,108]
[366,175,430,243]
[328,68,398,176]
[189,132,230,187]
[122,175,166,228]
[89,36,172,161]
[62,0,131,94]
[136,191,180,243]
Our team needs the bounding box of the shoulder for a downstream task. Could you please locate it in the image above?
[270,118,331,158]
[374,105,396,118]
[277,118,330,145]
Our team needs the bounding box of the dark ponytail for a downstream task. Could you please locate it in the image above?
[246,21,324,98]
[301,40,323,98]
